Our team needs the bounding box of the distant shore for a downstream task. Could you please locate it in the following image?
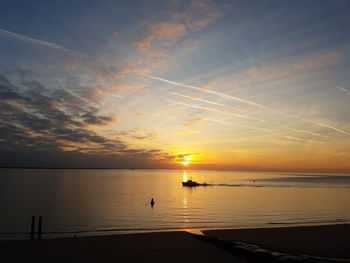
[1,224,349,262]
[1,167,349,173]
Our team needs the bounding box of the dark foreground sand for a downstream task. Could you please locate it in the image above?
[204,224,350,260]
[1,224,349,262]
[0,231,247,263]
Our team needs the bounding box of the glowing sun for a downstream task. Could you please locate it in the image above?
[180,156,191,166]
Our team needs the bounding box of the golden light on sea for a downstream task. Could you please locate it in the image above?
[183,170,187,182]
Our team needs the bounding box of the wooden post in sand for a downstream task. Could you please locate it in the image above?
[30,216,35,240]
[38,216,42,240]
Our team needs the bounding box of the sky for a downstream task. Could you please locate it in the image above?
[0,0,350,171]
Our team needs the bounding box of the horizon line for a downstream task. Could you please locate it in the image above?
[0,166,349,173]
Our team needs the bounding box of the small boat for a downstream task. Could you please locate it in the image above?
[182,180,208,187]
[182,179,200,187]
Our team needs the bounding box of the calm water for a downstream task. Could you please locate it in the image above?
[1,169,350,240]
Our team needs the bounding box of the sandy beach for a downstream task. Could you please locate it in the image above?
[1,224,350,262]
[0,231,247,263]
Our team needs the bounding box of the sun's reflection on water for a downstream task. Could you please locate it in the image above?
[183,170,187,182]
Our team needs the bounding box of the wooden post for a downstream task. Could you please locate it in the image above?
[30,216,35,240]
[38,216,42,240]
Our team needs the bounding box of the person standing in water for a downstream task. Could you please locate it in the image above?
[150,198,155,207]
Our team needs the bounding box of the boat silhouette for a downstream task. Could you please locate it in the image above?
[182,179,208,187]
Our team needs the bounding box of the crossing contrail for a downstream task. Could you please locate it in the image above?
[149,75,277,113]
[170,92,229,108]
[167,100,265,122]
[204,118,310,142]
[170,91,267,120]
[303,119,349,137]
[336,87,350,96]
[149,75,350,137]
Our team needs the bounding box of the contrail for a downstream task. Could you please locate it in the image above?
[304,118,350,137]
[170,91,267,119]
[167,100,265,122]
[149,75,350,137]
[0,28,131,88]
[0,28,93,59]
[336,87,350,96]
[204,118,310,142]
[169,94,266,122]
[170,92,229,108]
[0,28,70,52]
[286,127,330,139]
[148,75,277,113]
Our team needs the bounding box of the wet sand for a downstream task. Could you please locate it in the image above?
[204,224,350,259]
[0,231,247,263]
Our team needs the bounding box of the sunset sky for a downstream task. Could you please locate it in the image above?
[1,0,350,171]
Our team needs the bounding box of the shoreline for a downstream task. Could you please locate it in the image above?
[1,224,349,262]
[2,221,349,241]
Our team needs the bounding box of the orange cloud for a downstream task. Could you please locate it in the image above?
[148,21,187,41]
[293,52,340,71]
[131,21,186,52]
[110,82,144,91]
[128,0,225,74]
[131,36,153,51]
[181,117,203,128]
[181,0,223,31]
[234,52,342,84]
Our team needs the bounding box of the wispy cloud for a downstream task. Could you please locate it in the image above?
[174,0,224,31]
[128,0,227,74]
[293,52,340,71]
[181,117,203,128]
[110,82,144,91]
[234,52,341,84]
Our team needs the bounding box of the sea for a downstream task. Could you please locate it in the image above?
[1,168,350,240]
